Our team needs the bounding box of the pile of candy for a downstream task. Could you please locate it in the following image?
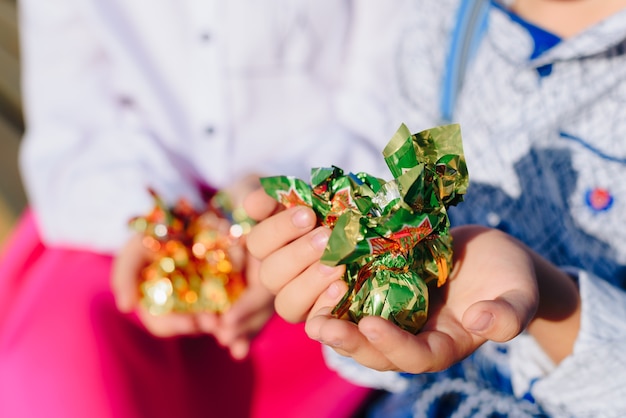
[130,190,253,315]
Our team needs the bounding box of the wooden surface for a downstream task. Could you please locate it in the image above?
[0,0,25,245]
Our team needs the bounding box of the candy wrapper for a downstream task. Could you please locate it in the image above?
[261,124,468,333]
[129,189,253,315]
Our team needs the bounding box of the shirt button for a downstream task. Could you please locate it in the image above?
[118,96,134,106]
[200,32,211,42]
[486,212,500,227]
[205,125,216,136]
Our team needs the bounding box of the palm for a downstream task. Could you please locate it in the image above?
[309,226,539,374]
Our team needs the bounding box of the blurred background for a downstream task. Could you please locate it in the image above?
[0,0,26,246]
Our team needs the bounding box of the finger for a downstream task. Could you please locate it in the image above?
[227,338,251,361]
[274,262,345,323]
[258,225,330,294]
[304,279,349,333]
[463,290,535,342]
[307,311,396,371]
[111,234,152,312]
[243,188,280,221]
[357,316,463,373]
[304,283,396,371]
[243,252,262,286]
[247,206,317,260]
[195,312,220,334]
[225,255,275,332]
[138,309,199,337]
[216,285,275,345]
[225,173,262,208]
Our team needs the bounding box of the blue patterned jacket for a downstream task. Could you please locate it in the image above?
[328,1,626,416]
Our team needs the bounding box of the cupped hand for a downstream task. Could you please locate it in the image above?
[303,226,540,373]
[110,178,276,360]
[246,201,541,373]
[111,234,275,360]
[110,232,218,336]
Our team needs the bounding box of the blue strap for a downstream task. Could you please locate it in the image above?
[440,0,490,123]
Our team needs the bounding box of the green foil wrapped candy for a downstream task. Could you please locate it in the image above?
[261,123,468,333]
[334,253,429,334]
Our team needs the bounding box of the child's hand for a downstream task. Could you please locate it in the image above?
[246,187,555,373]
[210,174,276,359]
[110,177,276,360]
[300,226,542,373]
[244,189,346,324]
[211,255,274,359]
[111,232,274,359]
[111,233,229,338]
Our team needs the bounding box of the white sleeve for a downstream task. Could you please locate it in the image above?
[17,0,194,253]
[322,344,411,392]
[509,270,626,417]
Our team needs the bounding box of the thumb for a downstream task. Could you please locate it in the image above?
[111,234,153,312]
[463,291,536,342]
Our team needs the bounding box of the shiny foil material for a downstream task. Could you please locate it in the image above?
[261,124,467,333]
[129,189,252,315]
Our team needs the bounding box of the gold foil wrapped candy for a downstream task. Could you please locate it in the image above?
[129,189,253,315]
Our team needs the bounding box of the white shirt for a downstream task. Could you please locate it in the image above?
[18,0,395,252]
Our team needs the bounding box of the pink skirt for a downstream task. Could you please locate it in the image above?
[0,211,371,418]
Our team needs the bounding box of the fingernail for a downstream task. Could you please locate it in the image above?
[311,229,329,250]
[325,282,341,298]
[468,312,494,332]
[326,339,342,348]
[361,329,379,341]
[292,207,315,228]
[318,263,339,276]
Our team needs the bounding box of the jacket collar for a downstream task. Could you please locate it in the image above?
[488,3,626,68]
